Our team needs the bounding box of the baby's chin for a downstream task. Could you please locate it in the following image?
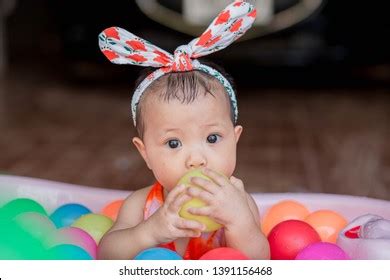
[159,181,179,192]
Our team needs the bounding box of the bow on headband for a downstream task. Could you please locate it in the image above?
[99,0,257,126]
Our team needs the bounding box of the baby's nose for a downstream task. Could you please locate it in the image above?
[186,152,207,169]
[189,161,206,169]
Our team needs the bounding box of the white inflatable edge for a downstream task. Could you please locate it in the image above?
[1,175,389,220]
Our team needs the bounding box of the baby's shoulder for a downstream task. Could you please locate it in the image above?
[121,185,154,211]
[114,185,154,228]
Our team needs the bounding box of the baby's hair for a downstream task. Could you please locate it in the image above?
[134,59,237,138]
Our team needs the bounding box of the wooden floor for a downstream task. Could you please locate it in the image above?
[1,72,390,201]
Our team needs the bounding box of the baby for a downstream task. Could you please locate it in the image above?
[97,1,270,260]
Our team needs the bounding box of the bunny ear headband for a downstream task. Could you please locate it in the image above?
[98,0,256,126]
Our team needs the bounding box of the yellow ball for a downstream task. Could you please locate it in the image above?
[71,213,113,244]
[178,169,222,232]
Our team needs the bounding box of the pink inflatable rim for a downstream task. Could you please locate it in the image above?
[1,175,389,220]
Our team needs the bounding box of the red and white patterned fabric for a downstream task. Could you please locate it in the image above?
[98,0,257,126]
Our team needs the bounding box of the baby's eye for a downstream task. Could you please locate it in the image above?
[207,134,220,144]
[166,139,182,149]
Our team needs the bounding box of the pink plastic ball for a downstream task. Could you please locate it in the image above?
[199,247,249,260]
[49,227,97,259]
[268,220,321,260]
[295,242,350,260]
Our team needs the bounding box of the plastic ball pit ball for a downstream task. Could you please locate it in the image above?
[71,213,113,244]
[0,220,47,259]
[14,212,56,241]
[261,200,310,236]
[178,169,222,232]
[295,242,349,260]
[268,220,321,260]
[1,198,47,219]
[101,199,123,221]
[48,227,97,259]
[304,210,347,243]
[199,247,249,260]
[48,244,93,260]
[50,203,92,228]
[134,247,182,260]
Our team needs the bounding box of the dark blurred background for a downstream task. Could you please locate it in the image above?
[1,0,390,200]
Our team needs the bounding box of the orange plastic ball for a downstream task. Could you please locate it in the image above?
[101,200,124,221]
[261,200,310,236]
[304,210,347,243]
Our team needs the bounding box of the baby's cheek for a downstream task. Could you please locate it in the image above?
[224,160,236,177]
[219,141,237,173]
[154,163,183,189]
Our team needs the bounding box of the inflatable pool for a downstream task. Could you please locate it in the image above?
[1,175,389,219]
[1,174,390,259]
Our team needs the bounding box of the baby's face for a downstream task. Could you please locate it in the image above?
[134,88,242,191]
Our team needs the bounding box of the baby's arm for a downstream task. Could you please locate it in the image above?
[224,192,270,259]
[98,184,205,260]
[97,187,156,260]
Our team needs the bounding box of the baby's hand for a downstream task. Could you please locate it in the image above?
[148,184,205,245]
[186,168,254,230]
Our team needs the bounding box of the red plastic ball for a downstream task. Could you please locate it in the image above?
[199,247,249,260]
[268,220,321,260]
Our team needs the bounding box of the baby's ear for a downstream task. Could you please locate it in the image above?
[132,137,152,169]
[234,125,243,143]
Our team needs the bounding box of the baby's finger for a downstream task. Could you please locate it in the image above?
[187,186,214,204]
[175,217,205,232]
[190,176,219,194]
[169,193,192,212]
[177,229,202,238]
[230,176,245,190]
[165,184,186,205]
[187,206,213,216]
[203,168,230,188]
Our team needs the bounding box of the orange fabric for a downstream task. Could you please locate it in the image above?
[144,182,225,260]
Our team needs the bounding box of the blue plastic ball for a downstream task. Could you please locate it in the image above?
[134,247,182,260]
[50,203,91,228]
[48,244,93,260]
